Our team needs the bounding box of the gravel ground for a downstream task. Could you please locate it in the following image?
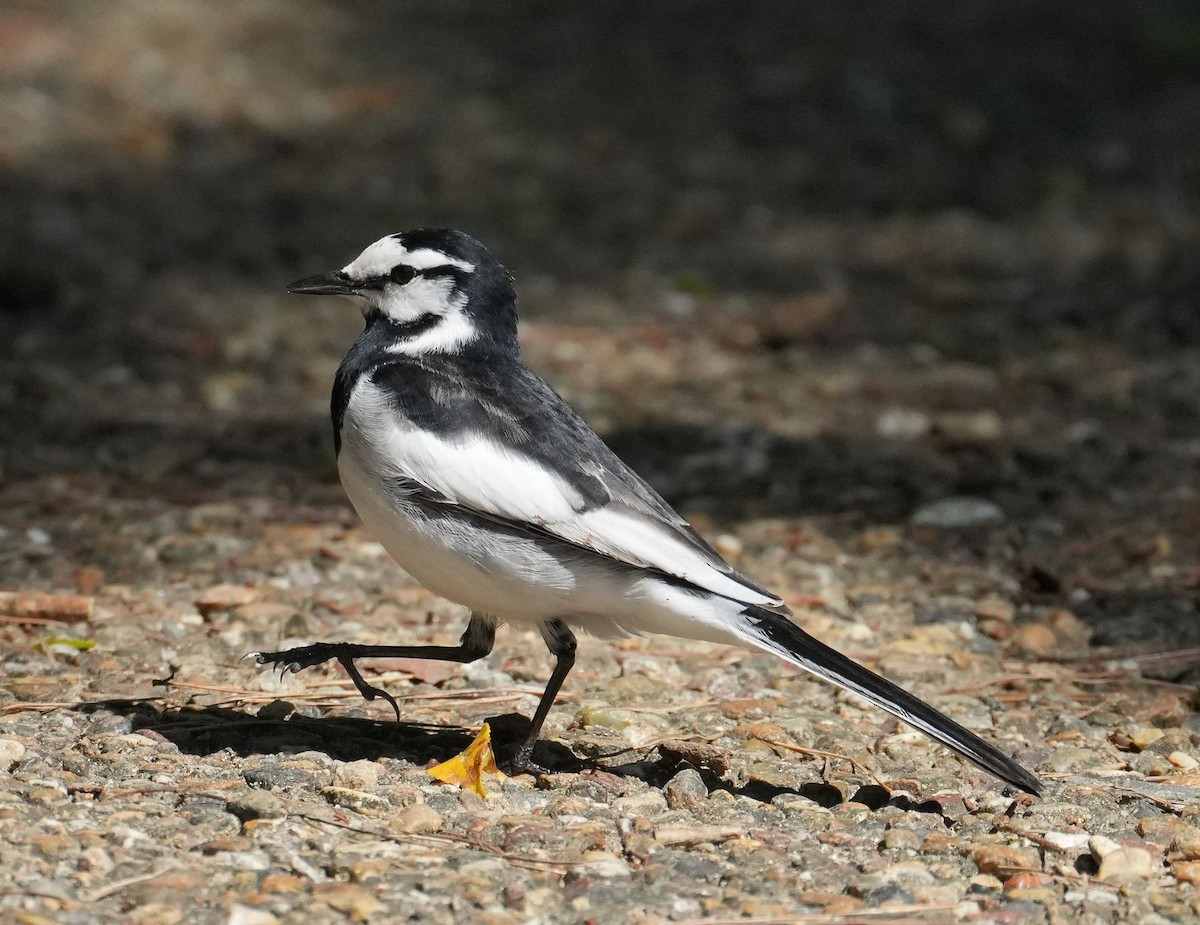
[3,2,1200,923]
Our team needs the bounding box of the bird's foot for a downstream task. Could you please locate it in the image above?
[245,642,341,677]
[502,740,552,777]
[244,644,401,723]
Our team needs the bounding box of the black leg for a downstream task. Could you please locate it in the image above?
[508,619,577,775]
[248,614,496,721]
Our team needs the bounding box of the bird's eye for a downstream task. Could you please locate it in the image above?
[389,265,416,285]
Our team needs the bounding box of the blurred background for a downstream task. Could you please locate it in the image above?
[2,0,1200,646]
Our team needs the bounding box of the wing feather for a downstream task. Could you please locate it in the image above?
[346,371,787,611]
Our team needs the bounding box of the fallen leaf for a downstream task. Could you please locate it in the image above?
[34,636,97,652]
[427,723,506,797]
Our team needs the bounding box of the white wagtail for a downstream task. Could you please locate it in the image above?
[250,229,1041,794]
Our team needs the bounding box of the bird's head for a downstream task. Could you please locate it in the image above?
[289,229,517,354]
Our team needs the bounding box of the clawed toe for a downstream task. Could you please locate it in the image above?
[503,743,551,777]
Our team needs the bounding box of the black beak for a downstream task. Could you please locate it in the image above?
[287,272,356,295]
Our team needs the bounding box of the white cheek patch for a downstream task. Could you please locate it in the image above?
[379,275,458,322]
[343,236,475,278]
[379,276,477,355]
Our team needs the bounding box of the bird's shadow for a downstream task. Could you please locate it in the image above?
[76,699,959,820]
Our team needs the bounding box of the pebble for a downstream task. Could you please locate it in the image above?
[78,846,115,874]
[1129,727,1166,751]
[389,804,443,834]
[1012,623,1057,658]
[1042,831,1090,852]
[1091,836,1156,882]
[244,766,322,792]
[1168,751,1199,770]
[200,836,254,855]
[663,768,708,811]
[579,850,631,879]
[226,790,284,821]
[575,705,635,730]
[876,407,932,439]
[227,905,280,925]
[313,884,383,921]
[194,584,259,615]
[911,497,1005,530]
[332,759,380,790]
[881,829,920,852]
[322,786,389,815]
[969,844,1041,875]
[1173,830,1200,860]
[0,737,27,770]
[1173,861,1200,886]
[934,409,1004,443]
[1039,747,1098,774]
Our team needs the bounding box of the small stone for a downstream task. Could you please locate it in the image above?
[1005,872,1054,891]
[390,804,443,834]
[1096,846,1156,882]
[1040,747,1099,774]
[1006,886,1058,904]
[332,759,380,790]
[974,598,1015,623]
[876,407,932,439]
[1173,861,1200,886]
[1129,727,1166,751]
[612,791,669,816]
[226,790,284,821]
[314,884,383,922]
[911,497,1005,530]
[260,874,306,893]
[920,832,960,854]
[720,698,771,718]
[0,738,27,770]
[969,844,1041,875]
[934,410,1004,443]
[1173,830,1200,860]
[1042,831,1090,852]
[29,834,73,857]
[881,829,920,852]
[1012,623,1057,658]
[195,584,258,617]
[28,786,67,805]
[575,704,635,729]
[128,904,183,925]
[244,766,321,792]
[1168,751,1199,770]
[579,850,631,879]
[322,786,389,815]
[78,846,115,874]
[226,905,279,925]
[200,836,253,855]
[664,768,708,810]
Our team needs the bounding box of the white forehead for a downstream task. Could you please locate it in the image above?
[342,236,475,278]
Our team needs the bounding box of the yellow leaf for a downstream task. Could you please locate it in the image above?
[427,723,506,797]
[35,636,97,653]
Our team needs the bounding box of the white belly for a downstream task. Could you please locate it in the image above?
[339,449,587,621]
[337,448,749,648]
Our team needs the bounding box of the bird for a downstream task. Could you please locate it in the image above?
[249,228,1041,795]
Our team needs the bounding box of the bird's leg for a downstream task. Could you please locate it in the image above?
[508,619,577,775]
[247,614,496,721]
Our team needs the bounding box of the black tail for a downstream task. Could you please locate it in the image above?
[744,607,1042,795]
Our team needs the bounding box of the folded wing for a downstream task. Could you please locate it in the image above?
[350,374,787,611]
